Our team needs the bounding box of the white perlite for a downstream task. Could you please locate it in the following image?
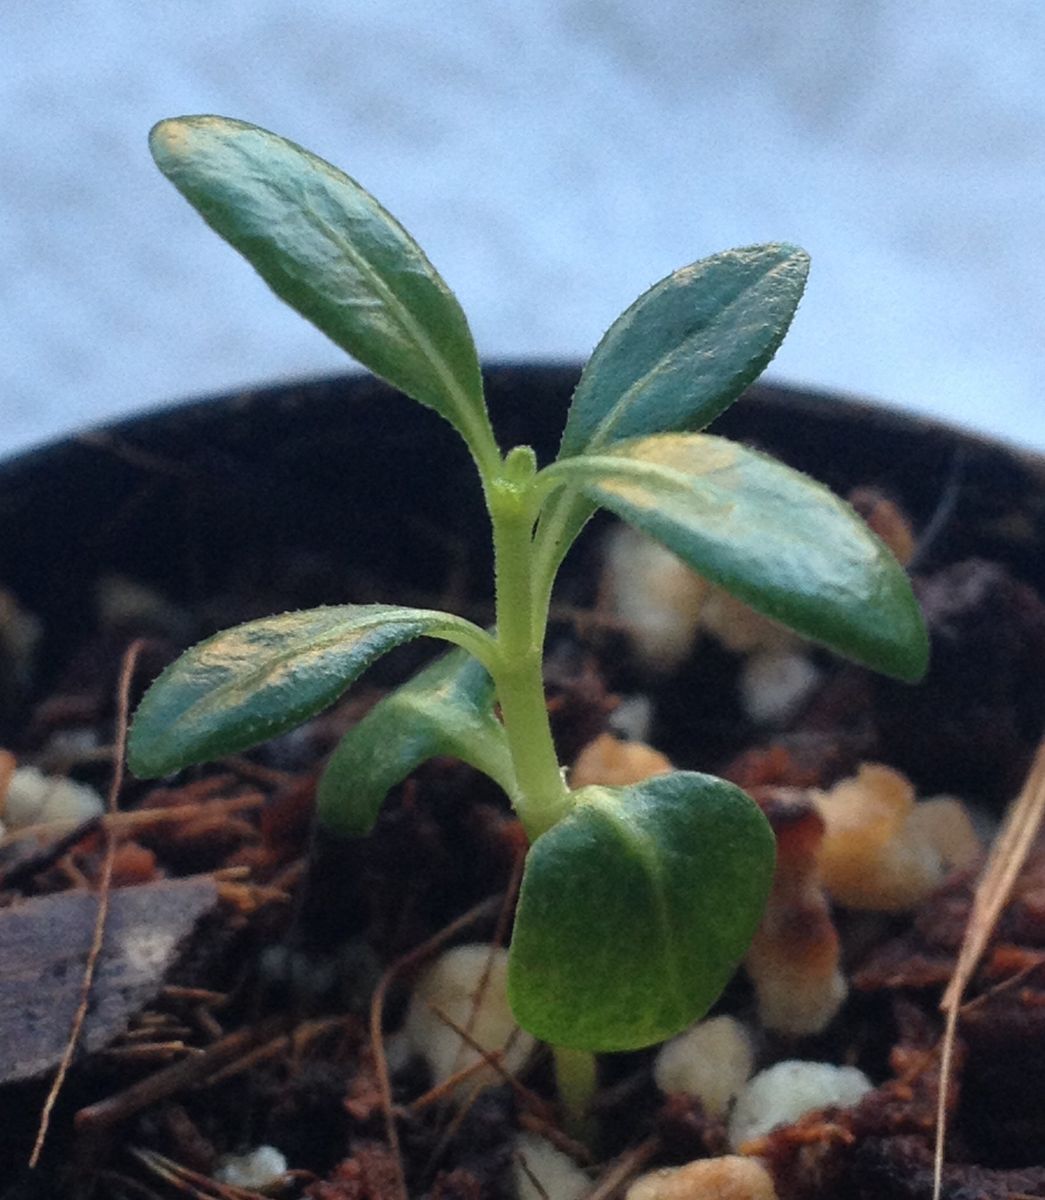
[652,1015,755,1117]
[602,525,707,672]
[1,765,105,829]
[739,648,821,726]
[514,1132,590,1200]
[729,1060,873,1149]
[214,1145,287,1189]
[405,944,535,1099]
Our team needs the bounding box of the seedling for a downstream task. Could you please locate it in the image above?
[130,117,928,1059]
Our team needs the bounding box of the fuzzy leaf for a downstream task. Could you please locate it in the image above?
[508,772,774,1050]
[541,433,928,682]
[535,245,808,591]
[128,605,491,778]
[317,647,515,837]
[559,245,809,458]
[149,116,497,468]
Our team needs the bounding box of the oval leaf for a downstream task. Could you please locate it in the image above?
[317,647,515,837]
[508,772,775,1050]
[559,245,809,459]
[128,605,490,778]
[533,246,809,599]
[542,433,928,682]
[149,116,497,469]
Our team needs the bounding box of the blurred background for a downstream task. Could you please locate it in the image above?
[3,1,1043,456]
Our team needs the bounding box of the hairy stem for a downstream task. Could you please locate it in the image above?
[487,450,571,841]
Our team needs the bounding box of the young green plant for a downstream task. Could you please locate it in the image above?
[129,117,928,1069]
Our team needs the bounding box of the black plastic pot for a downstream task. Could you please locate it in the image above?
[3,364,1043,666]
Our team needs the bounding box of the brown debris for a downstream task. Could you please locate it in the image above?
[306,1144,410,1200]
[110,840,160,887]
[849,1134,1045,1199]
[723,742,833,792]
[76,1014,287,1134]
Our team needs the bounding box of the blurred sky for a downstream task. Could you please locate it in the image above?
[3,1,1044,455]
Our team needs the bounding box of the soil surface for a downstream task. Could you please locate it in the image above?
[1,374,1044,1199]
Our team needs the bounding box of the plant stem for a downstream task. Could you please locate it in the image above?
[552,1045,598,1143]
[487,453,572,842]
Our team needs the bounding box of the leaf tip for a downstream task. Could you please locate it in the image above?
[148,116,190,165]
[890,619,931,685]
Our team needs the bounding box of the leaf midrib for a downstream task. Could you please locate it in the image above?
[580,254,797,455]
[583,793,688,1017]
[296,201,489,458]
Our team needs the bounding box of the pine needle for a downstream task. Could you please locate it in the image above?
[933,739,1045,1200]
[28,639,144,1169]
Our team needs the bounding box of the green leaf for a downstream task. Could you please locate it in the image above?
[539,433,929,682]
[128,605,493,778]
[508,772,774,1051]
[316,647,516,837]
[560,245,810,458]
[533,245,809,601]
[149,116,497,472]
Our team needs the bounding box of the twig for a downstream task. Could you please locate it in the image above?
[0,791,265,848]
[369,892,504,1200]
[514,1146,552,1199]
[131,1147,270,1199]
[102,1042,198,1063]
[581,1136,660,1200]
[160,985,230,1006]
[28,639,144,1169]
[95,1169,167,1200]
[0,813,104,889]
[933,740,1045,1200]
[453,844,525,1083]
[425,1001,552,1120]
[202,1016,358,1088]
[75,1017,286,1133]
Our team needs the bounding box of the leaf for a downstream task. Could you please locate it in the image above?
[533,245,809,596]
[149,116,497,470]
[559,245,810,459]
[316,647,516,837]
[540,433,929,682]
[508,772,775,1050]
[127,605,492,778]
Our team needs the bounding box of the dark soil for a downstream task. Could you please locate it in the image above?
[1,370,1044,1199]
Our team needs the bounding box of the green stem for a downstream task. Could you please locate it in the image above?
[553,1045,598,1143]
[487,450,571,842]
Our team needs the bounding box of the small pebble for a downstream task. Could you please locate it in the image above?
[570,733,672,790]
[608,694,654,743]
[728,1060,873,1149]
[1,766,105,828]
[652,1015,754,1116]
[602,525,708,672]
[214,1144,287,1189]
[514,1132,590,1200]
[405,944,535,1099]
[740,649,820,725]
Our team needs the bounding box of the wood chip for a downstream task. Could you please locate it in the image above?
[0,876,218,1084]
